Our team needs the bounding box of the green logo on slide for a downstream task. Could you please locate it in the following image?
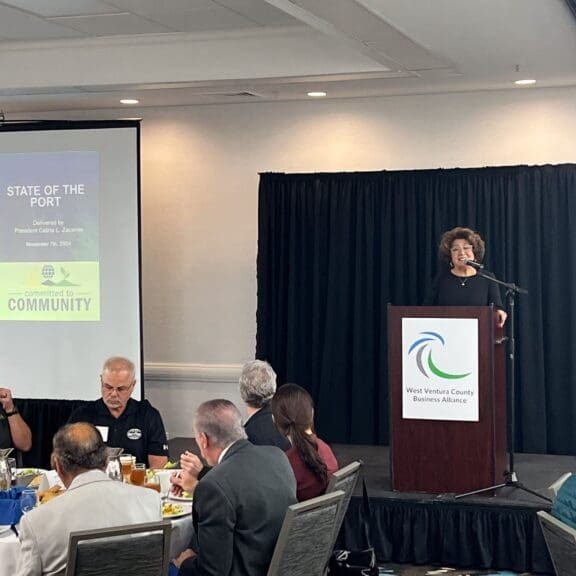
[0,261,100,321]
[408,331,471,380]
[41,265,78,286]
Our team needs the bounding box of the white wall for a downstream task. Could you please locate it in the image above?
[87,86,576,437]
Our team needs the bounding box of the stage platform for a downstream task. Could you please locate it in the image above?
[169,439,575,574]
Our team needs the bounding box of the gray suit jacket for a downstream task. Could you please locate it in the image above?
[180,439,297,576]
[15,469,162,576]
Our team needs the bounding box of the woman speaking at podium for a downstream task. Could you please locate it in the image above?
[425,226,507,328]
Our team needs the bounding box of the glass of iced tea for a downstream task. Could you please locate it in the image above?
[130,463,146,486]
[119,455,134,483]
[144,471,161,493]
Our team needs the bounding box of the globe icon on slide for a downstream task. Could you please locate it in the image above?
[41,265,55,280]
[41,265,55,284]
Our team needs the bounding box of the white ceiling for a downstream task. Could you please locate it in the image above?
[0,0,575,115]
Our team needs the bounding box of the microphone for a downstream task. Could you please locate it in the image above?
[464,259,484,270]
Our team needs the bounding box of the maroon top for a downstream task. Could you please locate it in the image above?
[286,436,339,501]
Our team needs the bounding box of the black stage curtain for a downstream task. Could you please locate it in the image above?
[339,496,552,574]
[17,399,90,468]
[257,164,576,454]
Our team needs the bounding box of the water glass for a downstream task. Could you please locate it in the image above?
[107,458,122,481]
[7,458,16,483]
[119,455,134,483]
[20,489,37,514]
[157,470,175,499]
[0,459,11,491]
[144,471,161,493]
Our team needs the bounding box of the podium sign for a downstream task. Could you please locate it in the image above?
[389,306,507,494]
[402,317,479,421]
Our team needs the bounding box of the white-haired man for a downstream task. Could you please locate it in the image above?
[172,399,296,576]
[170,361,290,495]
[68,356,168,468]
[239,360,290,450]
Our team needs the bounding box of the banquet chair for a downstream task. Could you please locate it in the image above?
[65,520,172,576]
[537,511,576,576]
[267,490,345,576]
[325,460,363,544]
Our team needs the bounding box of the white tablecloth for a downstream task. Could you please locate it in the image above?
[0,529,21,576]
[169,514,194,559]
[0,514,193,576]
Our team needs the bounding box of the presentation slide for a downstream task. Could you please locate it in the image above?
[0,122,142,400]
[0,151,100,321]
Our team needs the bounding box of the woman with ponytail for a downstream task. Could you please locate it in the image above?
[271,383,338,501]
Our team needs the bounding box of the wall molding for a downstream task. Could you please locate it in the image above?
[144,362,242,383]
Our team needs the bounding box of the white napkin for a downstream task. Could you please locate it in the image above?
[38,470,65,492]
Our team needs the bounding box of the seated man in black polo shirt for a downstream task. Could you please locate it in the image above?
[68,357,168,468]
[0,387,32,452]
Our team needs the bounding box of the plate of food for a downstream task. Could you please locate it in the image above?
[38,485,64,505]
[169,490,193,502]
[15,468,46,478]
[14,468,47,488]
[162,502,192,519]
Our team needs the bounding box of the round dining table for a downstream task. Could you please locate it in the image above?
[0,507,193,576]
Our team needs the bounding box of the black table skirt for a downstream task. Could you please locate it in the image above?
[339,495,552,574]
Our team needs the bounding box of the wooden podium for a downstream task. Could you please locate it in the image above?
[389,306,507,494]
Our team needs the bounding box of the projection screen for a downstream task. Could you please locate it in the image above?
[0,121,142,400]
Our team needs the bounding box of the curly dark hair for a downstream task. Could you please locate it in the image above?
[438,227,485,266]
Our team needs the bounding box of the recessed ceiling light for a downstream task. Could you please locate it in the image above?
[307,91,327,98]
[120,98,139,105]
[514,79,536,86]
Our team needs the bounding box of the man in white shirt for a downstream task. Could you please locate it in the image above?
[15,422,162,576]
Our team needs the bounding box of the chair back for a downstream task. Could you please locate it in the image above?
[537,510,576,576]
[65,520,172,576]
[325,460,363,546]
[267,490,345,576]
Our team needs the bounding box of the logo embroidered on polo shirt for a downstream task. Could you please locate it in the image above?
[127,428,142,440]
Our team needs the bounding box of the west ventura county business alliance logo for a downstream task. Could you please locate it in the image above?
[403,323,478,418]
[408,331,471,380]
